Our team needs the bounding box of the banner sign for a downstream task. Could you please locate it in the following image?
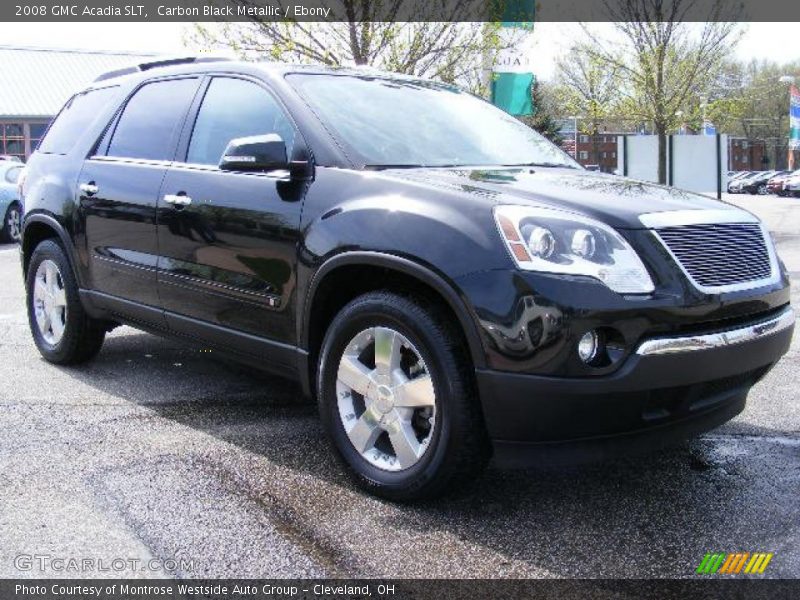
[491,14,536,116]
[790,84,800,151]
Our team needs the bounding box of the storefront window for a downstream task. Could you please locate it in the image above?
[0,121,51,160]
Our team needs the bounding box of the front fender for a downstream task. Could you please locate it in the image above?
[300,250,488,370]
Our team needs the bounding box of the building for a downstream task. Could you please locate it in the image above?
[0,46,157,161]
[559,131,622,173]
[728,137,769,171]
[573,133,621,172]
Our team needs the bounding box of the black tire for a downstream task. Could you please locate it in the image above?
[317,290,490,501]
[26,239,106,364]
[1,202,21,243]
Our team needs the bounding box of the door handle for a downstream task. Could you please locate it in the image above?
[164,193,192,207]
[79,182,98,196]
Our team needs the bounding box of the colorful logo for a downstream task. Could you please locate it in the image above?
[696,552,773,575]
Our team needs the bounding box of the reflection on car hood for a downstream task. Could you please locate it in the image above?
[381,166,747,229]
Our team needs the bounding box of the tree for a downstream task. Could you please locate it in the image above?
[706,59,800,169]
[553,43,622,164]
[521,80,563,144]
[189,2,517,95]
[581,0,740,184]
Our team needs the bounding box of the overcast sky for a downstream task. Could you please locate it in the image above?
[0,22,796,80]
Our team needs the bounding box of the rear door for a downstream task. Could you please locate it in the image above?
[78,77,201,316]
[156,75,304,354]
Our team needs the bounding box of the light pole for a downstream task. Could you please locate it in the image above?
[568,115,581,159]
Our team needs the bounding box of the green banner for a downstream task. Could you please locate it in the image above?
[491,72,534,116]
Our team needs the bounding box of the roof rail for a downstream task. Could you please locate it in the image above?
[94,56,230,82]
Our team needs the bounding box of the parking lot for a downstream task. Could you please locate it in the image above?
[0,194,797,579]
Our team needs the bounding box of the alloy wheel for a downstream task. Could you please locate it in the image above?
[33,259,68,345]
[7,206,20,242]
[336,326,436,472]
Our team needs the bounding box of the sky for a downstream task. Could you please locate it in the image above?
[0,21,796,81]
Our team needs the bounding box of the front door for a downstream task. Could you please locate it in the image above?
[156,76,305,353]
[79,77,201,313]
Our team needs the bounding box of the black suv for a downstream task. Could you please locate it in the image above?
[20,58,794,500]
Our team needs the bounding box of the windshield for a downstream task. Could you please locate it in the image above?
[288,74,580,170]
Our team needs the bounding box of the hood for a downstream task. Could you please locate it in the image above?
[380,167,749,229]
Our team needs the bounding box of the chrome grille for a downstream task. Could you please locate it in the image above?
[656,223,773,289]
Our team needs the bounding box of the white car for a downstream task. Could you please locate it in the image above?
[784,171,800,196]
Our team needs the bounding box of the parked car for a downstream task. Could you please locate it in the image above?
[727,171,755,193]
[766,171,796,196]
[733,171,775,195]
[741,170,782,195]
[19,59,794,500]
[0,160,23,242]
[784,171,800,197]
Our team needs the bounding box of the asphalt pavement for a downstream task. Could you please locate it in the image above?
[0,193,797,579]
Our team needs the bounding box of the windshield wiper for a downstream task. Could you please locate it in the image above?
[365,164,428,170]
[500,162,579,169]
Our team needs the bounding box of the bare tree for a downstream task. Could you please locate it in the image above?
[190,1,516,94]
[581,1,740,184]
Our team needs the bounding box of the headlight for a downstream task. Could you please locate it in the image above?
[494,205,655,294]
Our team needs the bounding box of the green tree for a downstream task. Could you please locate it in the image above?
[582,0,740,184]
[706,59,800,169]
[189,3,516,94]
[520,80,563,144]
[553,43,622,164]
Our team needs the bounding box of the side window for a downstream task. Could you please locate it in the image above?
[107,78,198,161]
[187,77,295,166]
[38,86,119,155]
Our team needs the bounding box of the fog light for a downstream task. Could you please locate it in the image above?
[578,330,600,363]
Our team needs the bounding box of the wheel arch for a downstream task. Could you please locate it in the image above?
[21,214,79,284]
[299,252,487,398]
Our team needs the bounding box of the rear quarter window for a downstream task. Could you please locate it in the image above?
[38,86,119,155]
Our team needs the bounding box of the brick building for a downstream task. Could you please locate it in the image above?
[728,138,770,171]
[560,132,622,173]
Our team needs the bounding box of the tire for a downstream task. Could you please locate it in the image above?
[317,291,490,501]
[1,202,21,243]
[757,184,767,195]
[26,239,106,364]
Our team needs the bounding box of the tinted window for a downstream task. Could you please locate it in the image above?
[187,78,295,166]
[108,78,198,161]
[38,86,118,155]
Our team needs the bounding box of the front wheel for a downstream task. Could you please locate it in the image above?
[26,239,106,364]
[317,291,490,501]
[757,184,768,195]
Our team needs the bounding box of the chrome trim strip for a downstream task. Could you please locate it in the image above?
[88,155,173,168]
[639,208,759,228]
[636,307,795,356]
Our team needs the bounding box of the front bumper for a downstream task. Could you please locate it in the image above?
[478,306,795,468]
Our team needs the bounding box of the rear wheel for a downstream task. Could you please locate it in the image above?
[26,240,106,364]
[1,202,21,243]
[317,291,490,501]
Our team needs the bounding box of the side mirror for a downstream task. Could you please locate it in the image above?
[219,134,288,172]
